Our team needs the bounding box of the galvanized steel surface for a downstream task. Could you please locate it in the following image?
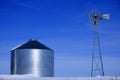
[11,49,54,77]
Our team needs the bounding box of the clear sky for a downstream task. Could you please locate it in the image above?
[0,0,120,77]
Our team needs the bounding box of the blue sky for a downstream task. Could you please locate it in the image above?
[0,0,120,77]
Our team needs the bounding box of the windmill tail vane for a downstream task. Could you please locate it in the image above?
[102,14,110,20]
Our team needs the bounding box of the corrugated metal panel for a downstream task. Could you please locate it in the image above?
[11,49,54,77]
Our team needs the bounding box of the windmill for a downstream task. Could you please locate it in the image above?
[89,10,110,77]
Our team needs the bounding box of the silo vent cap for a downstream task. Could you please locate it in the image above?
[30,38,36,41]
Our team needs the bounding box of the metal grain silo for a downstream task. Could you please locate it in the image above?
[10,39,54,77]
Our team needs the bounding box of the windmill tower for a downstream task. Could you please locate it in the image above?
[89,10,110,77]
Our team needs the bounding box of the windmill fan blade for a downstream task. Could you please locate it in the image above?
[102,14,110,19]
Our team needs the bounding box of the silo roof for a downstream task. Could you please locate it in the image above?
[11,39,53,51]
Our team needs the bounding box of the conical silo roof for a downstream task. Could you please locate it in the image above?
[11,39,52,51]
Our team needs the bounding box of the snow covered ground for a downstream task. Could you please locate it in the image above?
[0,75,119,80]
